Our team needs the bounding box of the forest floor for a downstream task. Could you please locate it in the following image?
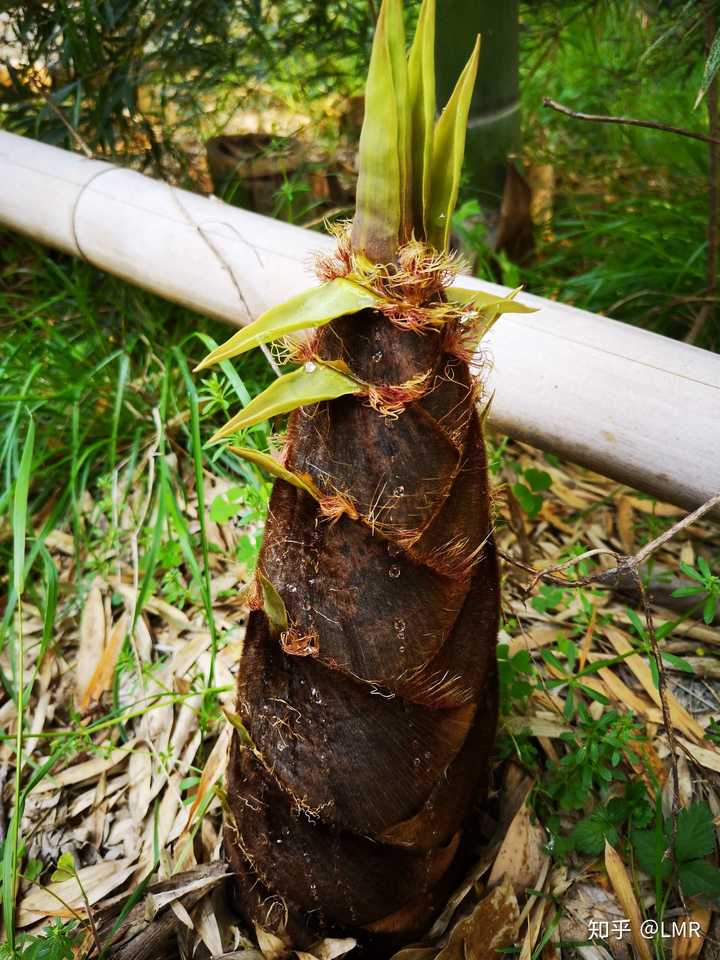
[5,412,720,959]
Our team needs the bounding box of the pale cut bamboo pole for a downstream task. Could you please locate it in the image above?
[0,130,718,516]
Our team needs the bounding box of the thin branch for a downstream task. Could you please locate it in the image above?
[37,88,94,159]
[499,490,720,593]
[543,97,720,146]
[686,11,719,345]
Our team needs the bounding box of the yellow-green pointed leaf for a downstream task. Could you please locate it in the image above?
[352,0,404,261]
[446,286,537,315]
[258,571,288,631]
[408,0,436,237]
[209,363,362,443]
[428,35,481,251]
[385,0,411,241]
[228,445,322,500]
[194,279,379,371]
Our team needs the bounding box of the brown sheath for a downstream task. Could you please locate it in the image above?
[226,307,499,946]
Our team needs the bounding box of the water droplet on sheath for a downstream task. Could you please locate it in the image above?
[372,349,383,362]
[392,485,405,496]
[304,361,317,373]
[388,564,401,578]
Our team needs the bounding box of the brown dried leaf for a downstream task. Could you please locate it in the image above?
[33,740,137,792]
[17,857,137,927]
[615,496,636,554]
[604,627,707,744]
[80,613,128,710]
[672,903,711,960]
[256,925,290,960]
[604,840,652,960]
[488,801,547,896]
[462,878,520,960]
[186,723,231,824]
[128,744,153,825]
[76,583,105,704]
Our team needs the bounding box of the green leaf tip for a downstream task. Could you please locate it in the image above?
[428,34,481,251]
[352,0,409,262]
[258,571,288,631]
[209,362,362,444]
[408,0,436,237]
[352,0,481,259]
[194,279,379,371]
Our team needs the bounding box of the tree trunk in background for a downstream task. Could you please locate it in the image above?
[435,0,521,237]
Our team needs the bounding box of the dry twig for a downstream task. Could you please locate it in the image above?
[543,97,720,146]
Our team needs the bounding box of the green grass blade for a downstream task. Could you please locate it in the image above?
[12,418,34,597]
[174,349,220,686]
[5,415,35,950]
[408,0,436,238]
[209,364,362,443]
[195,279,379,371]
[428,35,481,251]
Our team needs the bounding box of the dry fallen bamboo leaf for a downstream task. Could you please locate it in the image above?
[488,801,547,896]
[604,627,707,743]
[671,902,711,960]
[33,740,137,792]
[677,736,720,774]
[616,495,636,554]
[80,613,128,710]
[604,840,652,960]
[503,716,572,739]
[256,924,290,960]
[587,653,664,724]
[17,857,137,927]
[128,744,153,826]
[307,938,357,960]
[186,723,231,824]
[192,892,224,956]
[76,583,105,704]
[462,878,520,960]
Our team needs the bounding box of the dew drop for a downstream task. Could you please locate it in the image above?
[393,618,405,632]
[388,564,401,578]
[399,645,406,653]
[392,485,405,496]
[372,349,383,363]
[302,599,312,611]
[304,361,317,373]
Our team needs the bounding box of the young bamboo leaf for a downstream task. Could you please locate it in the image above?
[446,286,537,314]
[258,572,288,631]
[209,364,362,443]
[195,279,380,371]
[351,0,403,261]
[384,0,411,240]
[228,445,323,500]
[407,0,436,237]
[428,35,481,251]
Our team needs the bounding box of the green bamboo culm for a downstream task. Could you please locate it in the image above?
[196,0,534,947]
